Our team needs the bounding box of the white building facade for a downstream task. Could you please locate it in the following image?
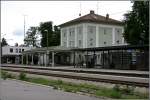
[60,10,125,48]
[2,45,33,64]
[59,10,127,67]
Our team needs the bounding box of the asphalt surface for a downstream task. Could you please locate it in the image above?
[0,79,102,100]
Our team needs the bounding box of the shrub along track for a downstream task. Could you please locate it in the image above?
[1,66,149,88]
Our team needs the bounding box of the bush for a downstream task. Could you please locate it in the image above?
[121,85,135,94]
[57,80,63,85]
[113,84,121,92]
[19,72,26,80]
[7,73,14,78]
[1,71,8,80]
[109,90,122,98]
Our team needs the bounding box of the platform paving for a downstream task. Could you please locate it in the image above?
[0,79,102,100]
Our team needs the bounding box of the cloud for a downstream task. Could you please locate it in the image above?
[13,29,23,36]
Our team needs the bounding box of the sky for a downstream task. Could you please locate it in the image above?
[1,1,133,46]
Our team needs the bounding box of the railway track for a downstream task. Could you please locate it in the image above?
[1,65,149,78]
[1,66,149,88]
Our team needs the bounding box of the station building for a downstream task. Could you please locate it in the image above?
[60,10,125,48]
[21,10,129,68]
[2,45,33,64]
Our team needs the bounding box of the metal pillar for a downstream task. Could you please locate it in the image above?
[108,50,110,67]
[46,51,49,67]
[93,50,96,68]
[52,52,55,67]
[38,53,41,66]
[42,53,44,66]
[26,54,28,65]
[45,53,47,67]
[22,54,24,64]
[6,57,8,64]
[73,51,76,68]
[121,49,123,67]
[31,54,34,65]
[102,51,104,67]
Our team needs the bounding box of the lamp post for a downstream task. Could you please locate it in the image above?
[44,30,49,67]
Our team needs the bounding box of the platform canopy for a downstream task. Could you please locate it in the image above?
[22,46,78,54]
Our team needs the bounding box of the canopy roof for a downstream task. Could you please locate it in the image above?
[22,45,148,54]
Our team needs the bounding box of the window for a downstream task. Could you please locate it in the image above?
[90,38,93,41]
[90,42,93,46]
[70,32,72,36]
[19,49,21,53]
[69,41,71,46]
[63,42,67,47]
[89,27,93,33]
[104,42,106,44]
[78,27,82,35]
[16,49,18,53]
[69,41,74,47]
[63,33,66,37]
[104,29,106,35]
[10,48,13,53]
[117,40,119,44]
[79,40,82,47]
[22,49,24,52]
[88,26,94,34]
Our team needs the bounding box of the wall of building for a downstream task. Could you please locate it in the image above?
[60,22,125,48]
[2,46,33,56]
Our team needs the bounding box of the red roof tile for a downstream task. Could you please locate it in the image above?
[59,10,123,27]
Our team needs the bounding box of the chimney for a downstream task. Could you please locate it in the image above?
[90,10,95,14]
[79,13,81,16]
[106,13,109,19]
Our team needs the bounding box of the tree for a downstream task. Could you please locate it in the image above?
[24,26,39,47]
[52,25,60,46]
[123,1,149,45]
[15,43,18,46]
[1,38,8,47]
[38,21,60,47]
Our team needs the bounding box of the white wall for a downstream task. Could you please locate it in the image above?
[2,46,33,55]
[60,22,124,48]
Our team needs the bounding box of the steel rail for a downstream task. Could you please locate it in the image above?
[2,68,149,88]
[1,65,149,78]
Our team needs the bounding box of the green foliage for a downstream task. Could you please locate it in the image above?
[123,1,149,45]
[19,72,26,80]
[1,38,8,47]
[38,21,60,47]
[1,71,15,80]
[95,88,122,98]
[1,71,8,80]
[121,85,135,94]
[24,26,39,47]
[113,84,121,92]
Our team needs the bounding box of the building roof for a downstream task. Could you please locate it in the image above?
[59,10,124,27]
[22,46,78,54]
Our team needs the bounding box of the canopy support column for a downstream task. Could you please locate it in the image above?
[52,52,55,67]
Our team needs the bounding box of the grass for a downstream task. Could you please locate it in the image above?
[1,70,149,99]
